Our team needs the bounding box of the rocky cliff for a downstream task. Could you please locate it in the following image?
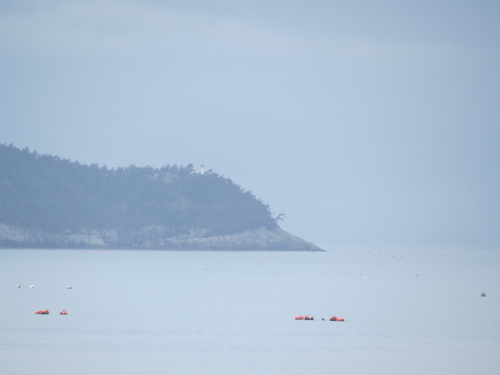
[0,223,324,251]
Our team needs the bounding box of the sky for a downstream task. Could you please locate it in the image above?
[1,0,500,248]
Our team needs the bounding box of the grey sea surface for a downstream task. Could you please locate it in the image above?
[0,247,499,375]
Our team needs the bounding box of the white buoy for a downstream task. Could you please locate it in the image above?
[16,284,21,288]
[28,285,34,289]
[66,285,72,289]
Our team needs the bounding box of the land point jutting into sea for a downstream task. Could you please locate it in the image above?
[0,144,322,251]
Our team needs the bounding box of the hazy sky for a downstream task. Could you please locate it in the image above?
[1,0,499,248]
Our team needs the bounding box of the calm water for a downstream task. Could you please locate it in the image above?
[1,246,499,375]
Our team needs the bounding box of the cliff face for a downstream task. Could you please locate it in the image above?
[0,223,324,251]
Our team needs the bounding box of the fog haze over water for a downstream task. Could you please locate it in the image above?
[1,248,499,375]
[2,4,499,372]
[1,0,500,247]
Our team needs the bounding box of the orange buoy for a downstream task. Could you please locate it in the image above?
[35,310,49,315]
[330,315,344,321]
[60,310,68,315]
[295,315,304,320]
[304,315,314,320]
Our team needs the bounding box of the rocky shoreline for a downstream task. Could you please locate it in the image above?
[0,223,324,251]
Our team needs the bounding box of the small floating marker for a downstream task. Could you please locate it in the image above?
[481,292,486,297]
[329,315,345,322]
[295,315,304,320]
[28,285,34,289]
[66,285,72,289]
[60,309,68,315]
[16,284,21,288]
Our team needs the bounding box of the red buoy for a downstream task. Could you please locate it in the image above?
[60,310,68,315]
[330,315,344,321]
[295,315,304,320]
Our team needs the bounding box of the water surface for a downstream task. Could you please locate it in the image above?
[1,246,499,374]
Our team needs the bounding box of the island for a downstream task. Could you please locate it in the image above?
[0,144,323,251]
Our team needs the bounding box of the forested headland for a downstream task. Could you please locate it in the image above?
[0,144,322,250]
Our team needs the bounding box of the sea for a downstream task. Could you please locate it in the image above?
[0,246,499,375]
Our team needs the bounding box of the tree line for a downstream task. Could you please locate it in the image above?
[0,144,278,235]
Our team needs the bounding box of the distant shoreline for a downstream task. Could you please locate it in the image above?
[0,224,325,252]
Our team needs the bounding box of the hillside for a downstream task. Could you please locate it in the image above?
[0,144,322,250]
